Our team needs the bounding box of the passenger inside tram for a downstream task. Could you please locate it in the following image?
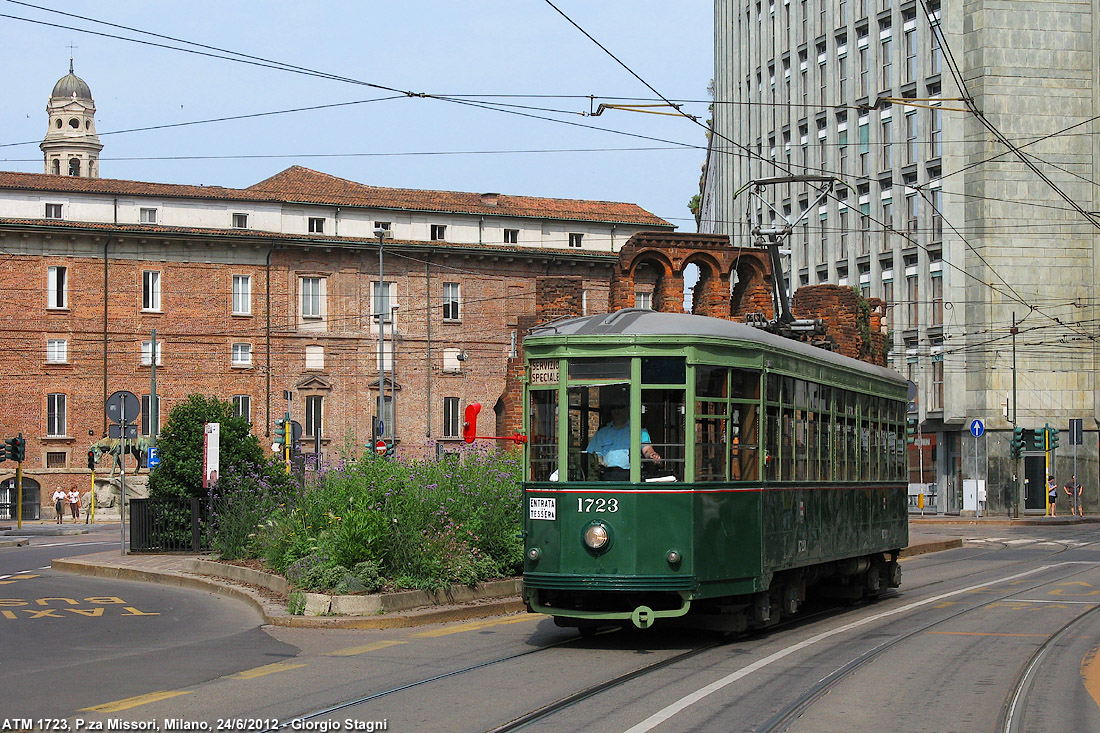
[586,390,662,481]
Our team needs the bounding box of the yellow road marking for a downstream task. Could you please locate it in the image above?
[80,690,191,712]
[1082,646,1100,709]
[230,662,307,679]
[327,639,408,656]
[410,614,535,638]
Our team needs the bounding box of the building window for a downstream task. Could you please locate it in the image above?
[504,228,519,244]
[301,276,323,319]
[376,395,393,440]
[231,342,253,366]
[372,280,394,322]
[905,111,917,164]
[141,339,162,366]
[443,347,464,374]
[443,397,460,438]
[930,340,944,410]
[141,395,162,436]
[880,36,892,91]
[931,272,943,326]
[51,159,60,175]
[69,158,81,177]
[140,208,158,224]
[232,395,251,424]
[374,221,391,232]
[47,266,67,308]
[442,282,461,321]
[142,270,161,311]
[232,213,248,229]
[568,233,583,248]
[232,274,251,315]
[305,395,323,438]
[906,274,919,326]
[308,217,325,234]
[47,393,66,437]
[881,118,892,169]
[47,338,68,363]
[635,291,653,310]
[46,452,67,468]
[431,224,446,241]
[305,345,324,370]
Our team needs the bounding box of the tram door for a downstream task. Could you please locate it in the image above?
[1023,455,1047,511]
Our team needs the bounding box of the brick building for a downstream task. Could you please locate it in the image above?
[0,64,884,521]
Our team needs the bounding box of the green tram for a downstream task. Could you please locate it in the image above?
[521,310,909,632]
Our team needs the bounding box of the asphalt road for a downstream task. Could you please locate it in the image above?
[1,526,300,719]
[6,523,1100,731]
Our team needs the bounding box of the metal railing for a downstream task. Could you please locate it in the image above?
[129,496,207,552]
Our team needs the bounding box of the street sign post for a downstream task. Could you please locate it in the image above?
[105,390,140,556]
[969,419,984,518]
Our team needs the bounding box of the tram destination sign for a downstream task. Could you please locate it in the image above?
[529,360,559,385]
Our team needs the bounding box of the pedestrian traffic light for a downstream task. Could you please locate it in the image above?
[1010,426,1023,459]
[1032,428,1046,451]
[87,449,96,470]
[905,418,917,445]
[1049,428,1059,450]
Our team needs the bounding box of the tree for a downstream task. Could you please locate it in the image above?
[148,394,268,500]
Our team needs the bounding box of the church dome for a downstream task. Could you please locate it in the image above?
[51,62,92,101]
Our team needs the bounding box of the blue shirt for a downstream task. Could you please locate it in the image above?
[587,422,652,470]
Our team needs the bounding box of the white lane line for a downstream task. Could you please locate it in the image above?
[623,565,1057,733]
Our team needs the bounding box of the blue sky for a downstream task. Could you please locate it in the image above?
[1,1,713,230]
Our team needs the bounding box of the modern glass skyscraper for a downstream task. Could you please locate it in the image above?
[703,0,1100,513]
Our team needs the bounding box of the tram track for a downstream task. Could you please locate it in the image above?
[754,548,1100,733]
[265,538,1096,733]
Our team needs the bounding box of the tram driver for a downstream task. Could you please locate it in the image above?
[587,394,662,481]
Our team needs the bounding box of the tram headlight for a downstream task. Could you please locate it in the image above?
[582,522,611,552]
[526,547,542,562]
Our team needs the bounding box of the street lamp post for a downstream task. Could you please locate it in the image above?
[390,303,400,448]
[374,227,387,442]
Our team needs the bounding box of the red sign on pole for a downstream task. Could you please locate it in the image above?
[375,439,387,456]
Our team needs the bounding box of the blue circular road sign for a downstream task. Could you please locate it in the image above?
[970,419,985,437]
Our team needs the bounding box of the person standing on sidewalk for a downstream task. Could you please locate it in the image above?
[67,487,80,522]
[51,487,66,524]
[1064,475,1084,517]
[1047,475,1058,516]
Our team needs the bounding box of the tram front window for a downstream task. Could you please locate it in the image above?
[528,389,558,481]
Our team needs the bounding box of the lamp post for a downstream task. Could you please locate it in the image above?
[374,227,387,442]
[390,303,400,448]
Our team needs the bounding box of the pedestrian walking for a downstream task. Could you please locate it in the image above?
[67,487,80,522]
[51,487,66,524]
[1047,475,1058,516]
[1064,475,1084,517]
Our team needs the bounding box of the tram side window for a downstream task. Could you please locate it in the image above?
[730,369,760,481]
[529,389,558,481]
[695,365,728,482]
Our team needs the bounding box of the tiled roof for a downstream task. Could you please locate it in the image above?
[0,167,672,227]
[247,167,672,226]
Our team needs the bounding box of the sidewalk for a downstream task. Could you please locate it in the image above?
[12,516,1078,629]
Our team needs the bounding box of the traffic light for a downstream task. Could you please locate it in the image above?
[906,418,917,445]
[1010,426,1024,460]
[274,419,287,446]
[87,449,96,470]
[4,435,24,462]
[1033,428,1046,451]
[0,442,7,462]
[1049,427,1059,450]
[385,441,396,458]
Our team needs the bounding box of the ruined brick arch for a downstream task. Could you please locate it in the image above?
[610,248,680,312]
[615,232,776,322]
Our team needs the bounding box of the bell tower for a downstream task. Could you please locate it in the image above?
[41,60,103,178]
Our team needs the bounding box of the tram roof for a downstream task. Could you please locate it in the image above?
[527,309,905,385]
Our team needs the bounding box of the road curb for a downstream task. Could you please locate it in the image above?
[899,538,963,558]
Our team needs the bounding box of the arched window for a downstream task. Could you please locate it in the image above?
[51,159,60,175]
[68,158,80,177]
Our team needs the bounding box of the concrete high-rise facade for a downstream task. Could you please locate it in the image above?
[704,0,1100,514]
